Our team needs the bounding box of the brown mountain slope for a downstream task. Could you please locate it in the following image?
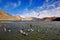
[31,17,43,21]
[52,17,60,21]
[22,17,33,20]
[42,17,60,21]
[0,10,22,20]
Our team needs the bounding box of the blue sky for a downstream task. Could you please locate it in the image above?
[0,0,60,18]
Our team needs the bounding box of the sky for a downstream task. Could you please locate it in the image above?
[0,0,60,18]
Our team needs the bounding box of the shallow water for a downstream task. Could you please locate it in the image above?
[0,21,60,40]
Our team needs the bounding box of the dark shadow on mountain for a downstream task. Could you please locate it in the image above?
[52,17,60,21]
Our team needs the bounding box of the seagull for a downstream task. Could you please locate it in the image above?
[20,29,28,36]
[8,29,11,32]
[3,28,6,32]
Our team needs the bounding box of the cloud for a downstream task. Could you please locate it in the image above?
[20,0,60,18]
[45,0,49,2]
[4,0,21,9]
[29,0,32,6]
[20,11,38,18]
[0,8,1,9]
[13,3,17,7]
[0,0,2,3]
[4,4,9,8]
[12,0,21,7]
[18,1,21,6]
[21,6,60,18]
[41,7,60,18]
[28,0,32,7]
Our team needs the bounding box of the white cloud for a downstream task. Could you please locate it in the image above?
[21,11,38,18]
[13,3,17,7]
[43,0,60,9]
[21,7,60,18]
[12,0,21,7]
[0,0,2,3]
[28,0,32,7]
[29,0,32,6]
[52,1,60,7]
[0,8,1,9]
[18,1,21,6]
[20,0,60,18]
[45,0,49,2]
[39,7,60,18]
[4,4,9,8]
[4,0,21,9]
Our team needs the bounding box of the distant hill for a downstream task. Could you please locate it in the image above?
[22,17,43,21]
[31,17,43,21]
[0,10,60,21]
[0,10,22,20]
[42,17,60,21]
[22,17,33,21]
[52,17,60,21]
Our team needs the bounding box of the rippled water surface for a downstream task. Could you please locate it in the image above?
[0,21,60,40]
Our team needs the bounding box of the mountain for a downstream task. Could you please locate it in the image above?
[52,17,60,21]
[0,10,22,20]
[0,10,60,21]
[31,17,43,21]
[42,17,60,21]
[22,17,33,21]
[22,17,43,21]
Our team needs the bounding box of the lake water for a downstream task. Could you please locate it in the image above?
[0,21,60,40]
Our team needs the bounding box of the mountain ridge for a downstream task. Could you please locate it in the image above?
[0,10,60,21]
[0,10,22,20]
